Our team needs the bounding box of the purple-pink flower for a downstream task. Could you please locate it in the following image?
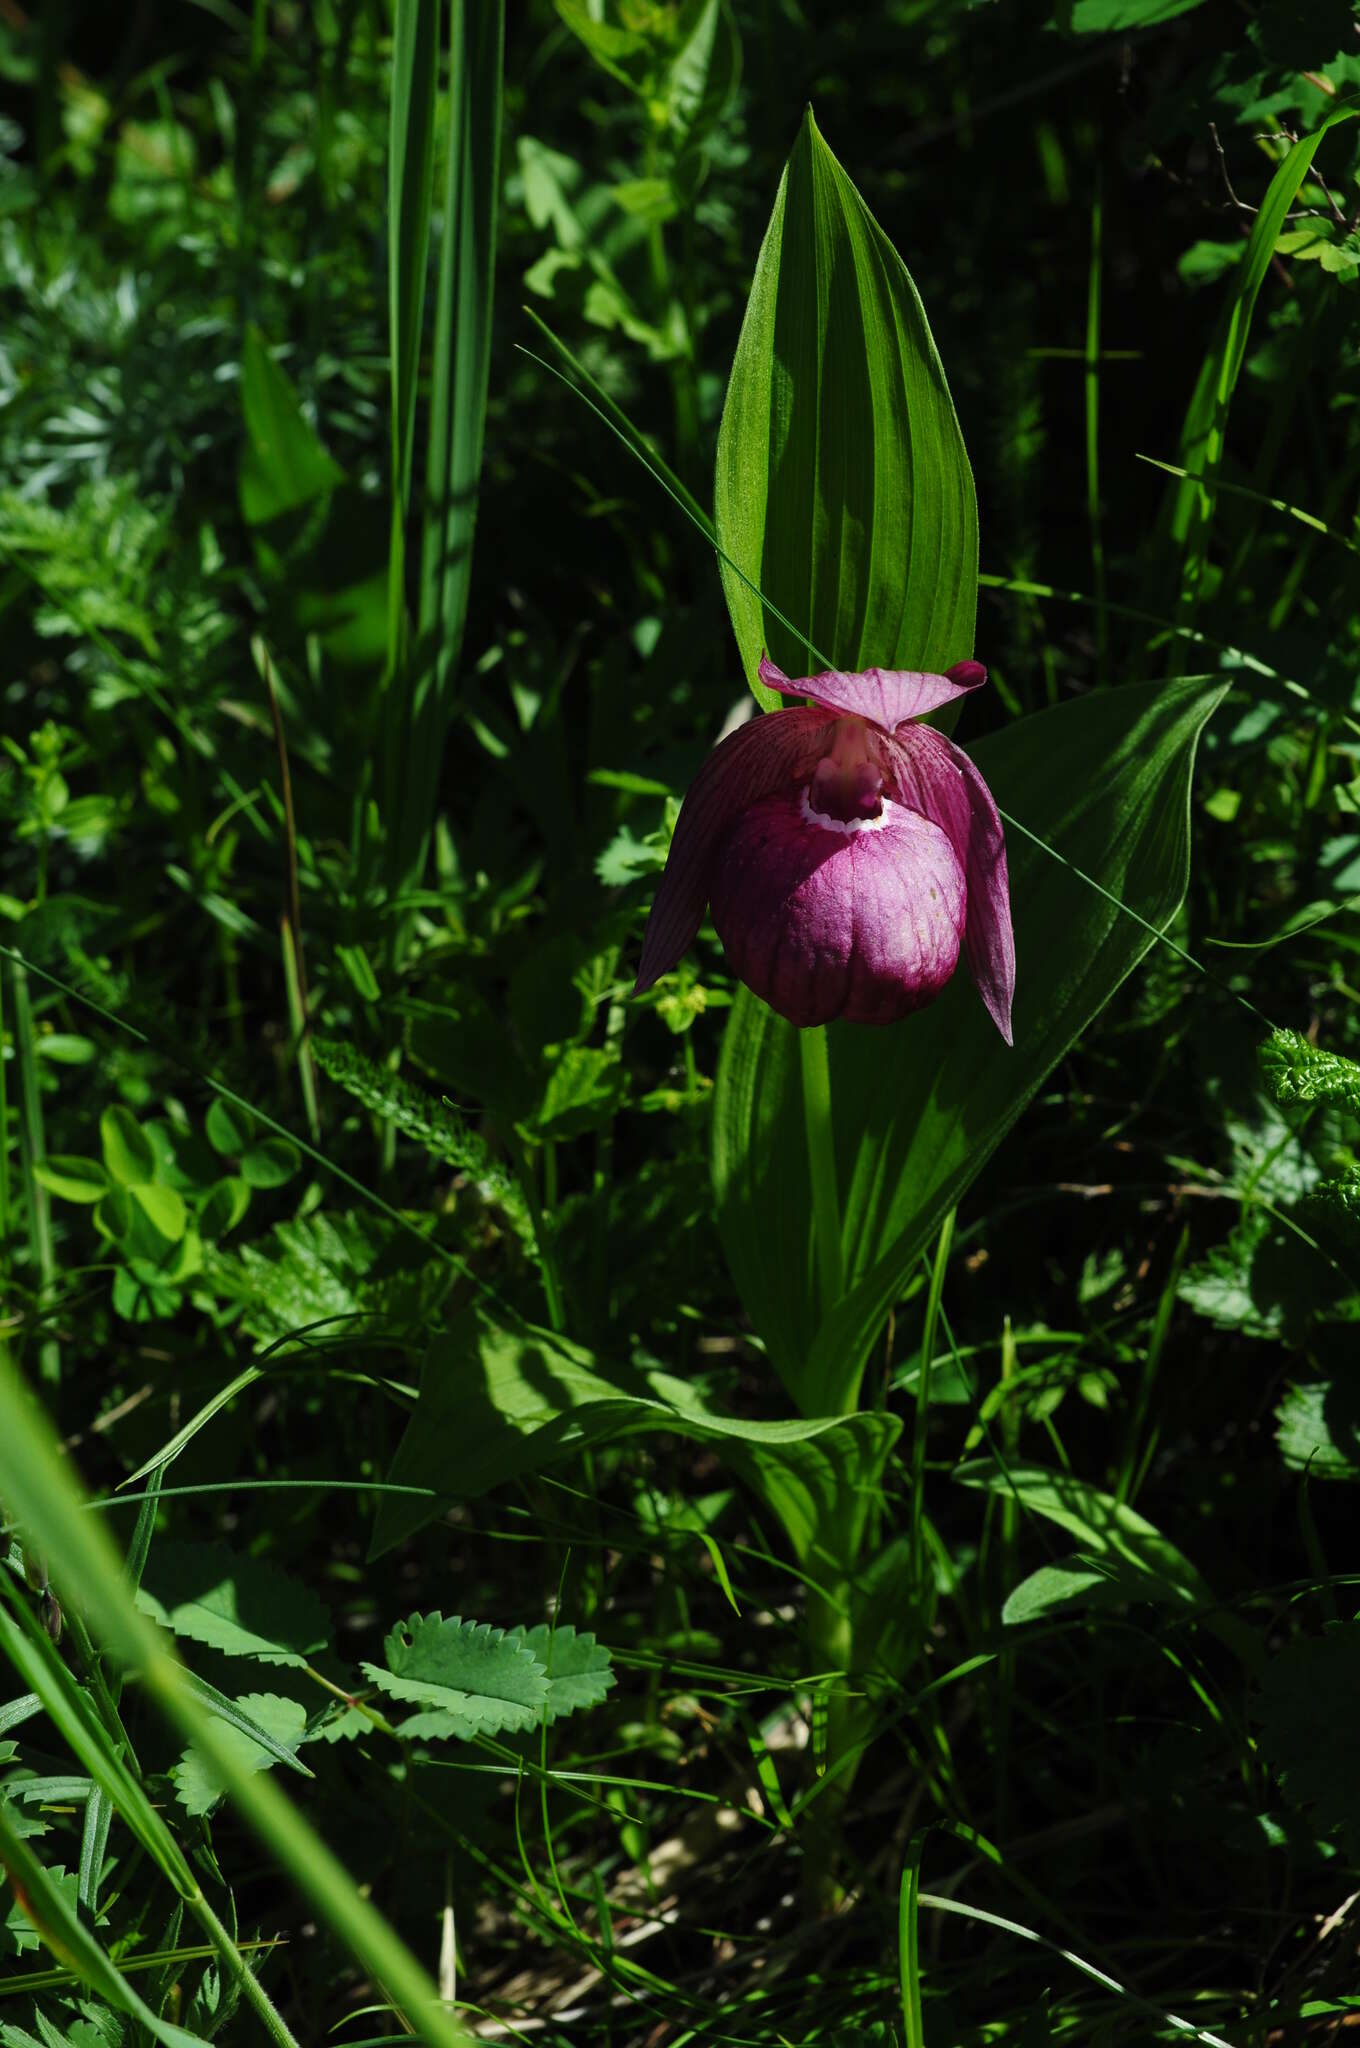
[634,656,1015,1041]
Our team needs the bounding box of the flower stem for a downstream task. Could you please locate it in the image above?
[799,1025,845,1331]
[908,1207,956,1585]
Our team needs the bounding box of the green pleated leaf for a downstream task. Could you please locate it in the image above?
[370,1309,898,1557]
[715,109,977,709]
[712,676,1227,1415]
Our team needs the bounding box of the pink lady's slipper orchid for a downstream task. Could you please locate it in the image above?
[634,657,1015,1041]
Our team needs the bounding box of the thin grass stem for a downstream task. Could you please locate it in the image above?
[909,1209,955,1586]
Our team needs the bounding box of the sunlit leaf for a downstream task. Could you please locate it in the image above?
[715,110,977,709]
[359,1613,548,1739]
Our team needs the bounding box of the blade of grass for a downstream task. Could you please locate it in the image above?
[11,958,59,1385]
[0,1585,299,2047]
[920,1892,1235,2046]
[908,1211,955,1587]
[0,1336,477,2046]
[1165,94,1360,663]
[1085,171,1106,680]
[1138,453,1360,553]
[0,1805,209,2048]
[899,1832,927,2048]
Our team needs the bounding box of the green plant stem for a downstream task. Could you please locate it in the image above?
[800,1575,858,1911]
[799,1025,844,1332]
[908,1209,955,1587]
[506,1132,566,1334]
[11,959,59,1385]
[994,1314,1018,1841]
[899,1833,927,2048]
[1085,170,1107,681]
[0,958,9,1251]
[1117,1222,1188,1505]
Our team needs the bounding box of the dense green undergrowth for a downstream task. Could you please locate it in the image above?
[2,2,1360,2043]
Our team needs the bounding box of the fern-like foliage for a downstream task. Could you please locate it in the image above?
[205,1209,456,1348]
[1260,1027,1360,1115]
[310,1037,533,1248]
[1315,1167,1360,1215]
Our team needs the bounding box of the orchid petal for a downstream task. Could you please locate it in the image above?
[758,655,986,733]
[634,706,835,994]
[881,724,1015,1043]
[709,792,966,1028]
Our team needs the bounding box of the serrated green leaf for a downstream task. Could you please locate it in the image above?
[1275,1380,1360,1480]
[1,1859,80,1958]
[715,109,977,709]
[508,1623,615,1723]
[1255,1625,1360,1857]
[136,1542,330,1666]
[206,1210,456,1348]
[171,1694,308,1818]
[359,1613,548,1738]
[181,1671,315,1777]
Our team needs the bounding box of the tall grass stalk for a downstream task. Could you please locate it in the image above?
[11,960,59,1385]
[0,1340,475,2047]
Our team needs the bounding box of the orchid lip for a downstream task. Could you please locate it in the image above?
[635,657,1015,1040]
[800,785,892,836]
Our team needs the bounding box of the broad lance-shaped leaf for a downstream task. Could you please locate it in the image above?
[963,1460,1260,1668]
[370,1309,899,1559]
[712,676,1227,1416]
[716,109,977,710]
